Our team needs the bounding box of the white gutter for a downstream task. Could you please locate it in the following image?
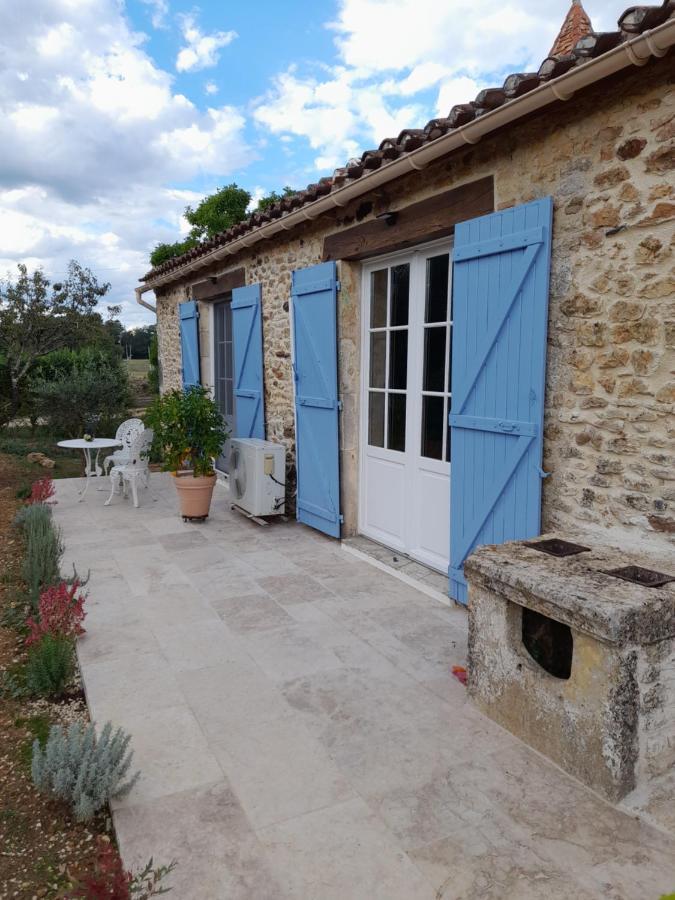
[137,16,675,300]
[135,286,156,313]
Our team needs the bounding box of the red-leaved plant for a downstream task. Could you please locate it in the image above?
[28,476,56,505]
[26,581,86,646]
[60,836,176,899]
[62,837,132,899]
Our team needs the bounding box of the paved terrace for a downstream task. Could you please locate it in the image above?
[54,474,675,899]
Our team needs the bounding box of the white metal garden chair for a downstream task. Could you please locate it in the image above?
[103,418,144,475]
[104,427,154,509]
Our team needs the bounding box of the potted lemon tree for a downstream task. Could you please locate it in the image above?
[145,386,227,519]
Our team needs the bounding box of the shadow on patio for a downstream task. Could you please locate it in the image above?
[53,474,675,899]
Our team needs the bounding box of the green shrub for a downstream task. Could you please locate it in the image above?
[148,331,159,395]
[31,348,131,438]
[15,503,63,612]
[144,385,227,477]
[32,721,140,822]
[25,634,74,697]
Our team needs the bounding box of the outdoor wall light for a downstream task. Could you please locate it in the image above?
[376,211,398,227]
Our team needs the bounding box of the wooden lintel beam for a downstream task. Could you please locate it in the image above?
[192,267,246,301]
[322,176,494,262]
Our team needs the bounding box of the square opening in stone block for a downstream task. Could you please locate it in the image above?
[521,607,573,679]
[604,565,675,588]
[524,538,591,558]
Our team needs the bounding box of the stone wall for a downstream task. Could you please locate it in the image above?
[152,53,675,548]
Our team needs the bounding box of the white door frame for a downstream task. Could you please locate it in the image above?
[358,236,453,572]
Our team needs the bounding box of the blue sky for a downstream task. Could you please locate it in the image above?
[0,0,619,325]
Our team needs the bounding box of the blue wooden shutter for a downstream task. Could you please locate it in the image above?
[231,284,265,439]
[449,197,553,603]
[178,300,200,387]
[291,261,341,538]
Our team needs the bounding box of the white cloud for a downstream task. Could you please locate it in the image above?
[0,0,248,324]
[205,80,219,95]
[254,0,621,172]
[140,0,169,29]
[176,15,237,73]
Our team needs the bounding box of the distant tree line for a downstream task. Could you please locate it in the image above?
[149,184,296,268]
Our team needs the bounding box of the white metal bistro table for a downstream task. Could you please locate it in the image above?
[57,438,122,502]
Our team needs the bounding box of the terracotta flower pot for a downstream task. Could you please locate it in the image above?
[172,471,216,519]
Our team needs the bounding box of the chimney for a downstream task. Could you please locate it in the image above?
[549,0,594,57]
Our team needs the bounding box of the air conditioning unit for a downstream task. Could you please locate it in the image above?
[228,438,286,517]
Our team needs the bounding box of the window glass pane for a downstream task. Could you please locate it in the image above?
[371,269,388,328]
[390,264,409,326]
[421,395,444,460]
[388,393,406,452]
[423,327,446,392]
[369,332,386,388]
[389,329,408,390]
[426,254,449,323]
[368,392,385,447]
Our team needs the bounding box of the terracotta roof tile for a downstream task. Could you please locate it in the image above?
[143,1,675,283]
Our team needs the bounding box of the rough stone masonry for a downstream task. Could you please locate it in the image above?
[465,536,675,802]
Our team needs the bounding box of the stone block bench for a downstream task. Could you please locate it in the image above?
[464,534,675,801]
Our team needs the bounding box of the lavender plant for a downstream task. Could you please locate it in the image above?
[32,721,140,822]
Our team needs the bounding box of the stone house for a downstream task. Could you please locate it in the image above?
[139,1,675,603]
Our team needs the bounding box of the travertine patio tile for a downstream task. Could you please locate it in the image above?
[211,592,295,633]
[211,715,355,830]
[52,473,675,898]
[257,797,436,900]
[82,649,184,723]
[254,572,336,605]
[239,622,346,683]
[115,783,287,900]
[111,705,223,805]
[178,661,294,743]
[153,617,250,671]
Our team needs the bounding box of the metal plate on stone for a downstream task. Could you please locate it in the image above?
[604,565,675,588]
[524,538,591,558]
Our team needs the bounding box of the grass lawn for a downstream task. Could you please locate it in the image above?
[123,358,155,411]
[0,427,84,492]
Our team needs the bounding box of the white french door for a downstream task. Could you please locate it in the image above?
[359,240,453,573]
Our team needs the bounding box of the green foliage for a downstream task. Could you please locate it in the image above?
[255,186,296,212]
[25,634,74,697]
[0,261,112,423]
[0,434,28,455]
[0,664,29,700]
[148,331,159,394]
[16,714,52,768]
[31,347,131,438]
[184,183,251,241]
[148,183,300,267]
[15,503,63,612]
[32,721,140,822]
[149,238,197,268]
[144,385,227,477]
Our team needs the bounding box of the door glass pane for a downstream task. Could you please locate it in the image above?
[423,327,446,392]
[368,392,385,447]
[421,395,444,460]
[371,269,388,328]
[388,393,406,452]
[447,325,453,392]
[389,329,408,390]
[390,264,409,326]
[369,332,386,388]
[426,254,449,323]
